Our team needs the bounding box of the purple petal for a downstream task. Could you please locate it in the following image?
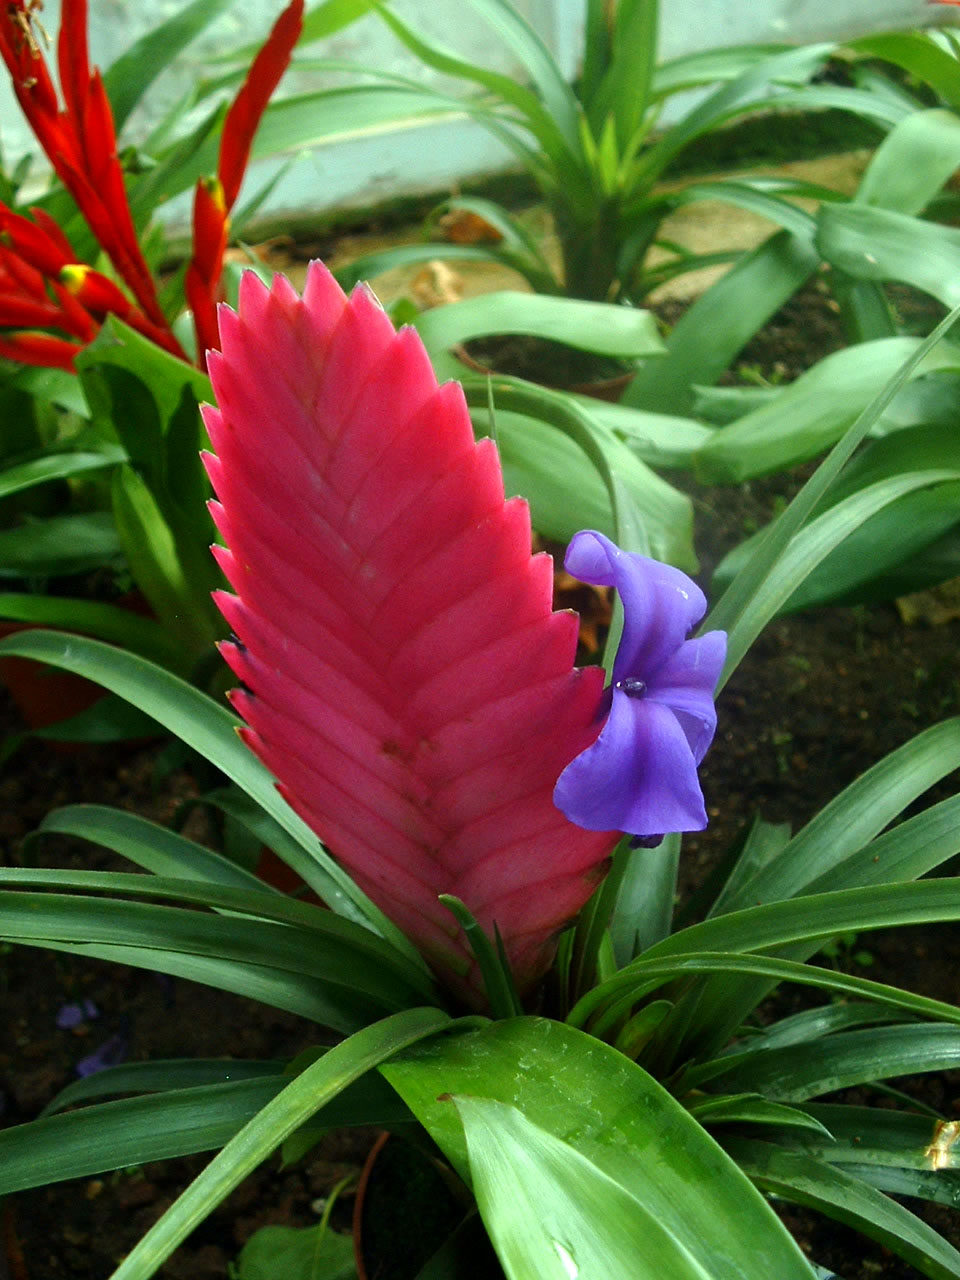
[76,1033,127,1078]
[56,999,99,1030]
[564,531,706,683]
[554,689,708,835]
[646,631,726,764]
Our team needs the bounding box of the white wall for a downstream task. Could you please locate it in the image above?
[1,0,954,225]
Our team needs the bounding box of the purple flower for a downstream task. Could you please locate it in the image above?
[56,998,99,1029]
[76,1033,127,1078]
[554,531,726,838]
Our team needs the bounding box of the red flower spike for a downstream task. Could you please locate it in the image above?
[186,178,229,365]
[218,0,304,206]
[187,0,303,367]
[0,329,81,370]
[61,262,132,317]
[204,263,617,1005]
[0,205,71,276]
[58,0,90,126]
[48,277,98,342]
[0,0,183,353]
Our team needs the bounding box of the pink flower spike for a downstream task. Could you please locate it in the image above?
[205,262,617,1006]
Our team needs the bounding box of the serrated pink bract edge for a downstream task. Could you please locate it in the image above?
[203,262,617,1006]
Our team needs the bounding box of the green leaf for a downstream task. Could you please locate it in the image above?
[572,950,960,1047]
[460,0,582,153]
[646,881,960,970]
[104,0,239,131]
[235,1222,357,1280]
[456,1095,720,1280]
[818,203,960,311]
[715,468,960,677]
[720,720,960,911]
[110,1008,455,1280]
[851,32,960,113]
[855,108,960,214]
[0,594,184,671]
[687,1093,832,1137]
[334,241,556,296]
[439,896,522,1019]
[482,402,695,567]
[587,0,657,151]
[0,1078,287,1195]
[703,305,960,688]
[111,464,217,658]
[76,317,211,426]
[715,421,960,608]
[383,1018,816,1280]
[415,292,664,375]
[0,512,121,578]
[33,693,158,743]
[43,1058,283,1114]
[709,1023,960,1101]
[32,803,273,893]
[635,45,848,188]
[577,396,713,469]
[371,0,577,168]
[624,229,820,415]
[5,365,89,416]
[784,1103,960,1176]
[729,1139,960,1280]
[0,1061,411,1196]
[0,449,123,500]
[651,43,796,98]
[695,337,960,484]
[0,876,429,1030]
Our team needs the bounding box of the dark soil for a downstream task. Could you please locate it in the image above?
[3,283,960,1279]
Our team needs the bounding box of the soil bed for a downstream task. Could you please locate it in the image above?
[3,283,960,1279]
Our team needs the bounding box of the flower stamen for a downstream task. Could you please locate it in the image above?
[616,677,647,698]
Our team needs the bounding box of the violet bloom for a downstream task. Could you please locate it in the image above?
[56,998,99,1030]
[76,1033,127,1078]
[554,531,726,838]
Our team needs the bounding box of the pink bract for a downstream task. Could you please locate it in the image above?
[203,263,617,1006]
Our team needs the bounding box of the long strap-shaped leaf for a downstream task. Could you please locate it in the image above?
[0,628,416,956]
[110,1007,456,1280]
[204,263,616,1003]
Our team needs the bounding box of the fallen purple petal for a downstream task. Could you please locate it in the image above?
[56,998,99,1029]
[76,1033,127,1078]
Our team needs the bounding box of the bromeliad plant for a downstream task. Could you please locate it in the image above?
[5,267,960,1278]
[330,0,912,306]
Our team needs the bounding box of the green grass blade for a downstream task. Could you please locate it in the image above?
[624,229,820,415]
[0,630,424,968]
[719,721,960,911]
[0,1078,285,1195]
[0,595,184,671]
[703,303,960,685]
[728,1140,960,1280]
[31,804,276,894]
[0,449,122,499]
[104,0,238,130]
[717,468,960,683]
[110,1008,454,1280]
